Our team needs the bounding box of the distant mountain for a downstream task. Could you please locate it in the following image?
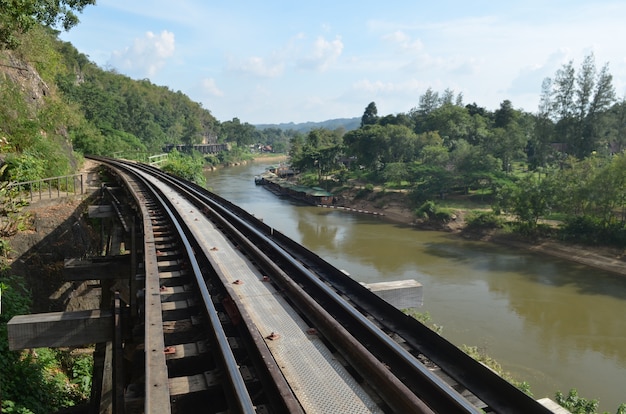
[255,117,360,132]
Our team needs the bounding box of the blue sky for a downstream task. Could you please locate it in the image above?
[60,1,626,124]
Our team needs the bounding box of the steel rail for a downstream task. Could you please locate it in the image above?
[102,162,171,414]
[103,161,257,413]
[130,162,478,413]
[173,167,555,414]
[143,177,256,413]
[150,169,436,413]
[95,157,554,413]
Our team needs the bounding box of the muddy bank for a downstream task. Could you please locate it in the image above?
[336,188,626,277]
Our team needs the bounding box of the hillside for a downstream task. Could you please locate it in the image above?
[0,25,223,183]
[255,117,360,132]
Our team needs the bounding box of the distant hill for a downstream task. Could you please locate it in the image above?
[255,117,360,132]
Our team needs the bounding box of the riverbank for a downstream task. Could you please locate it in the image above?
[205,153,289,171]
[336,186,626,277]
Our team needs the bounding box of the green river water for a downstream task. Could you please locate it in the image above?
[206,160,626,411]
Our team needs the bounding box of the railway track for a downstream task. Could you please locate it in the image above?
[93,156,554,413]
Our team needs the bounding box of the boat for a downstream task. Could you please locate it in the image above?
[254,170,333,206]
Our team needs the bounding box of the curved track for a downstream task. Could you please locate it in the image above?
[93,156,553,414]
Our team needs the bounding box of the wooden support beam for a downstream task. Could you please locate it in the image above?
[8,310,112,350]
[64,256,130,281]
[113,293,124,414]
[88,204,115,218]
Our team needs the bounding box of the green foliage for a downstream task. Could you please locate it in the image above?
[0,1,95,50]
[415,200,455,223]
[54,349,93,400]
[0,238,12,256]
[289,128,344,185]
[464,210,504,230]
[217,144,253,165]
[408,164,456,202]
[494,173,559,228]
[15,26,67,81]
[382,162,410,186]
[161,149,206,186]
[3,151,46,182]
[559,216,626,247]
[541,54,615,159]
[361,101,379,127]
[461,345,533,396]
[355,183,374,199]
[555,389,600,414]
[70,353,93,398]
[56,50,219,154]
[402,309,442,335]
[220,117,256,147]
[1,274,90,413]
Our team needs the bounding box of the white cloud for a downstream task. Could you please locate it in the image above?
[109,30,175,77]
[297,36,344,72]
[201,78,223,97]
[352,78,424,95]
[227,55,285,78]
[383,31,423,52]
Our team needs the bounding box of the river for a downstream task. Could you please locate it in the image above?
[205,159,626,411]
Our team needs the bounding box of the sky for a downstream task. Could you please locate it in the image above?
[59,1,626,125]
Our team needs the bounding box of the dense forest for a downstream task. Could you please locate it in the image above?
[0,23,294,184]
[2,2,626,413]
[289,55,626,248]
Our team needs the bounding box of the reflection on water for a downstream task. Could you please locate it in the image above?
[206,161,626,411]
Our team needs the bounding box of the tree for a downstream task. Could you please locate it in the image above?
[542,54,616,158]
[481,102,527,172]
[497,173,559,229]
[382,162,409,186]
[606,97,626,153]
[343,125,385,170]
[220,117,256,147]
[528,79,557,169]
[494,100,516,129]
[0,0,96,49]
[361,102,379,127]
[415,87,439,116]
[289,129,343,184]
[419,102,473,146]
[380,124,419,165]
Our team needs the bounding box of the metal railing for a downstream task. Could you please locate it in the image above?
[148,153,168,166]
[6,173,84,201]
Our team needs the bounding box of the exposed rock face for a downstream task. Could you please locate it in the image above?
[0,50,50,111]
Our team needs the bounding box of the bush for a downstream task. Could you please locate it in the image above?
[161,149,206,186]
[415,201,455,223]
[1,275,91,413]
[355,183,374,199]
[415,200,436,219]
[465,211,504,230]
[558,216,626,247]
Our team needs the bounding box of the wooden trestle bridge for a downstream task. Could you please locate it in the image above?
[8,157,563,413]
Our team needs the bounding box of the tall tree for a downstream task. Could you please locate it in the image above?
[361,101,379,127]
[528,79,557,169]
[542,53,615,158]
[0,0,95,49]
[606,97,626,153]
[415,87,440,116]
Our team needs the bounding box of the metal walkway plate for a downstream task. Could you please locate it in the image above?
[143,172,383,413]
